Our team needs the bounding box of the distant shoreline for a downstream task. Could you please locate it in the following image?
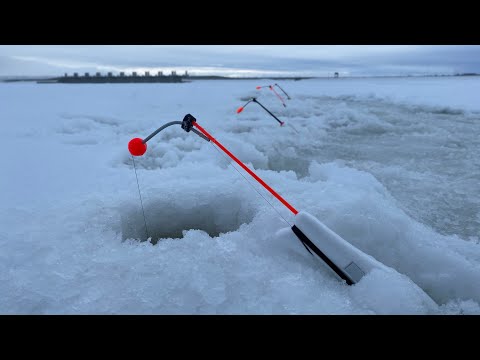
[1,73,478,84]
[1,75,315,84]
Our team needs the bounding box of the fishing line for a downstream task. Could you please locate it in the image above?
[131,155,150,240]
[207,140,292,227]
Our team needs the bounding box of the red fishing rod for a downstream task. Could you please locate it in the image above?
[127,114,388,286]
[128,114,296,214]
[236,97,284,126]
[256,85,286,107]
[274,83,291,100]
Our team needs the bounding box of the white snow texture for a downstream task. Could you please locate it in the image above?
[1,76,480,314]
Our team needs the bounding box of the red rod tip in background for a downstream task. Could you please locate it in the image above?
[236,106,244,114]
[128,137,147,156]
[256,86,261,90]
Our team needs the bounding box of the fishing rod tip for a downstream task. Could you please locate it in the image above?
[128,137,147,156]
[236,106,244,114]
[256,86,261,90]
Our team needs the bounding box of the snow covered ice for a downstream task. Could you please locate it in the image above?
[1,76,480,314]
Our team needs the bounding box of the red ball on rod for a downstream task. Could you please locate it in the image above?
[128,138,147,156]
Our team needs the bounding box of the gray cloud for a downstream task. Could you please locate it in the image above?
[1,45,479,77]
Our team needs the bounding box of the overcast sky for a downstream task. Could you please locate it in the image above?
[1,45,480,77]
